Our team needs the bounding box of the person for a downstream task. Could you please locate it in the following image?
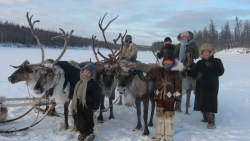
[51,61,100,140]
[69,62,100,141]
[139,50,183,141]
[188,43,224,129]
[119,35,138,62]
[157,37,176,59]
[173,31,199,113]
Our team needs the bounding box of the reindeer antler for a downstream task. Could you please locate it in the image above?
[99,13,118,54]
[51,28,74,66]
[26,12,45,65]
[151,41,163,63]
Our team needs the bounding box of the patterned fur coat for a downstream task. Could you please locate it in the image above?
[145,59,184,101]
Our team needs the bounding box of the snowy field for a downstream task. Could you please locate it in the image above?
[0,47,250,141]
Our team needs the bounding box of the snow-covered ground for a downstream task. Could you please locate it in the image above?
[0,47,250,141]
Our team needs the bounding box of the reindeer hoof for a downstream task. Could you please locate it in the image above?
[133,126,143,131]
[185,112,190,115]
[175,110,182,113]
[148,122,153,127]
[108,116,114,120]
[98,120,103,123]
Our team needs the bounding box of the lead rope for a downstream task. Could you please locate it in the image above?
[92,95,122,141]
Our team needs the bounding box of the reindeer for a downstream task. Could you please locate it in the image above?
[89,13,120,122]
[8,12,73,130]
[116,60,155,136]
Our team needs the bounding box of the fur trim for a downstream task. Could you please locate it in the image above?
[199,43,215,59]
[159,59,184,72]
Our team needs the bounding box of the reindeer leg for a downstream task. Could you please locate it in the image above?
[148,98,155,127]
[142,99,150,136]
[185,91,191,115]
[61,101,69,130]
[97,95,105,123]
[133,99,142,131]
[108,96,114,120]
[117,96,123,105]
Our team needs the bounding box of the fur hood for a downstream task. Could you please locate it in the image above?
[177,31,194,41]
[159,59,184,72]
[199,43,215,60]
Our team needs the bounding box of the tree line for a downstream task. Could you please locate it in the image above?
[0,20,123,49]
[152,16,250,52]
[193,17,250,51]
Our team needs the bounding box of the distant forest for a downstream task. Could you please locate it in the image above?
[153,16,250,52]
[1,16,250,52]
[0,20,150,51]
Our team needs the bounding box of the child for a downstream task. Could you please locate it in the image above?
[188,43,224,129]
[143,50,183,141]
[70,62,100,141]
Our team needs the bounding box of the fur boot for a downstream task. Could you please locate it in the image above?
[201,112,208,122]
[207,112,216,129]
[152,107,164,141]
[0,96,8,122]
[163,111,175,141]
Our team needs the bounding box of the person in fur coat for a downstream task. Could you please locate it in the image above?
[140,50,183,141]
[188,43,224,129]
[118,35,138,62]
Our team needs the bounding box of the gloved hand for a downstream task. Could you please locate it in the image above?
[156,52,162,59]
[197,72,203,80]
[205,62,213,67]
[181,71,187,79]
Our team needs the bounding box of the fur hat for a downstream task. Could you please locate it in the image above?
[83,62,95,75]
[163,50,175,60]
[164,37,172,42]
[199,43,215,59]
[125,35,132,44]
[180,31,190,38]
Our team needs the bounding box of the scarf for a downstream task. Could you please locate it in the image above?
[178,40,193,62]
[71,71,91,114]
[162,62,175,70]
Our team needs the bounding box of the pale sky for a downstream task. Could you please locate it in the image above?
[0,0,249,46]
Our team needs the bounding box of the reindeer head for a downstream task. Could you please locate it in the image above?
[8,60,40,84]
[116,60,138,96]
[33,66,64,94]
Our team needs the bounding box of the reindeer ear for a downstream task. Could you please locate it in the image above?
[53,66,63,74]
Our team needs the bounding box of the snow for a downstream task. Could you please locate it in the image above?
[0,46,250,141]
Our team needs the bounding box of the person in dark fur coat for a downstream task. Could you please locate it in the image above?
[143,50,183,141]
[157,37,176,59]
[188,43,224,129]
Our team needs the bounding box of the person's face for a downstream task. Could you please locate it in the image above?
[202,50,210,57]
[164,41,171,45]
[181,36,189,41]
[83,69,92,78]
[163,59,174,66]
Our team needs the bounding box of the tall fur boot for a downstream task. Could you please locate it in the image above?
[163,111,175,141]
[201,112,208,122]
[152,107,164,141]
[207,112,216,129]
